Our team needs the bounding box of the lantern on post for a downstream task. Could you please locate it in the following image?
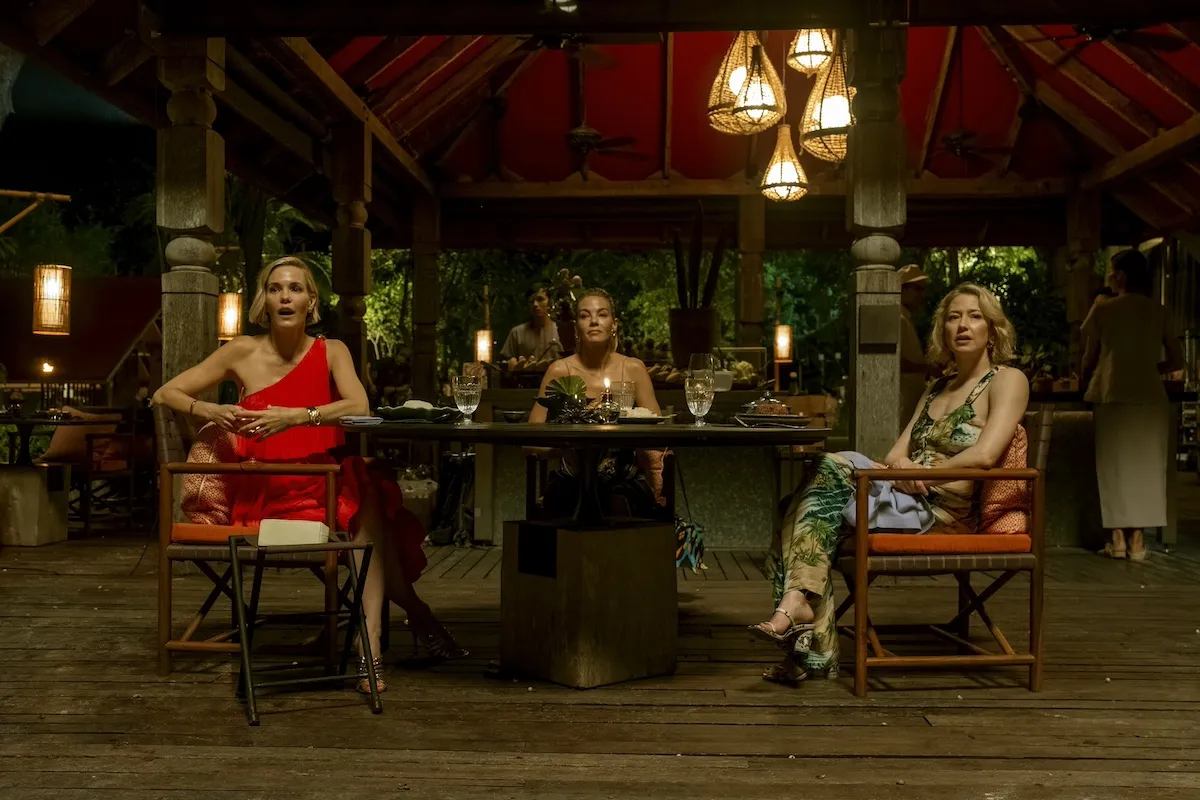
[474,285,493,363]
[787,29,834,75]
[217,292,242,341]
[32,264,71,336]
[706,31,786,135]
[800,36,856,163]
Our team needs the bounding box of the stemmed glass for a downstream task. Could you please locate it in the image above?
[688,353,717,384]
[685,375,715,427]
[452,375,481,426]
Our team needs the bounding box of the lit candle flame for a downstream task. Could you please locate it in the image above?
[603,377,611,390]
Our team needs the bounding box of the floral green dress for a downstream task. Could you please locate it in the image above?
[767,368,999,676]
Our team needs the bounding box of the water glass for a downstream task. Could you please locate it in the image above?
[452,375,481,425]
[685,376,715,427]
[612,380,636,416]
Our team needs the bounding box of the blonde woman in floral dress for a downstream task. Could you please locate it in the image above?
[750,284,1030,684]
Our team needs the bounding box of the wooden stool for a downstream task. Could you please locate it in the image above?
[228,536,383,726]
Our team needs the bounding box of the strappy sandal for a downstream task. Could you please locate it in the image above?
[356,655,387,694]
[762,659,808,686]
[748,607,814,646]
[1099,542,1126,559]
[409,618,469,661]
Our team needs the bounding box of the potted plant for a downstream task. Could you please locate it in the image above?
[669,203,728,368]
[1015,344,1056,392]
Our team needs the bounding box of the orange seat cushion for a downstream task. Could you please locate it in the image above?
[171,522,258,544]
[867,533,1032,555]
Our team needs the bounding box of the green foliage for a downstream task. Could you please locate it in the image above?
[537,375,601,422]
[765,250,854,394]
[0,199,117,277]
[363,249,413,360]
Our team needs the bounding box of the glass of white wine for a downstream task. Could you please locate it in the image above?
[452,375,481,425]
[685,375,715,427]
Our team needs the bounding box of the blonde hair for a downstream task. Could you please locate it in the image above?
[248,256,321,327]
[926,283,1016,368]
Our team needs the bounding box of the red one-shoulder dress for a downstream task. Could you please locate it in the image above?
[229,337,427,580]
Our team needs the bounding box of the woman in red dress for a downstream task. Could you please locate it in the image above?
[154,256,465,692]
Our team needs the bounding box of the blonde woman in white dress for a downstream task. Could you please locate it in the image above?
[1082,249,1184,560]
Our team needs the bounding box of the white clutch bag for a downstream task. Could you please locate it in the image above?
[256,519,330,546]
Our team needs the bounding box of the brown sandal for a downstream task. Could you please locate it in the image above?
[749,607,814,646]
[356,656,387,694]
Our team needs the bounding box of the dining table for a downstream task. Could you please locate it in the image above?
[1,414,97,467]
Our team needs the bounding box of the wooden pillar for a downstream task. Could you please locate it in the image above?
[156,38,224,388]
[1064,191,1100,374]
[412,196,441,401]
[736,195,766,347]
[846,27,908,456]
[331,121,372,382]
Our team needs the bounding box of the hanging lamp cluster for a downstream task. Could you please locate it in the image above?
[707,29,854,203]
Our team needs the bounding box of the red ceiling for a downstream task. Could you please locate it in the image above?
[329,27,1200,197]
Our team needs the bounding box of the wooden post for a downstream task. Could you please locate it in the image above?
[736,194,766,347]
[156,38,224,388]
[331,120,373,382]
[412,196,441,401]
[1065,191,1100,374]
[846,27,908,457]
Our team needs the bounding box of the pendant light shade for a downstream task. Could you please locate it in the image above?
[32,264,71,336]
[799,41,856,163]
[787,29,834,75]
[218,292,242,341]
[774,324,793,362]
[761,124,809,202]
[707,31,786,135]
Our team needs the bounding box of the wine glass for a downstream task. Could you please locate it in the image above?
[613,380,636,416]
[685,375,715,427]
[452,375,481,425]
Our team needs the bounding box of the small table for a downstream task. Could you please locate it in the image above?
[1,415,96,467]
[350,421,829,688]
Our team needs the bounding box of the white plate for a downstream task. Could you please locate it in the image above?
[617,414,674,425]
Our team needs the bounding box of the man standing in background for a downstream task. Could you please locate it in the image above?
[501,284,562,365]
[898,264,934,427]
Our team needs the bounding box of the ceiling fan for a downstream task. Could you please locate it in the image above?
[564,56,649,176]
[1025,25,1190,69]
[928,35,1012,173]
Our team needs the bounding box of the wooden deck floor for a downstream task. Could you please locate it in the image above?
[2,533,1200,799]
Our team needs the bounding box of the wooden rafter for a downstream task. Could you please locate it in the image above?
[1082,114,1200,190]
[342,35,421,89]
[396,36,523,135]
[1109,38,1200,114]
[271,37,434,194]
[660,32,674,179]
[99,6,157,87]
[440,175,1067,199]
[429,49,540,167]
[917,26,958,177]
[980,26,1192,228]
[219,79,317,165]
[226,45,328,139]
[1003,25,1162,136]
[27,0,96,46]
[368,35,480,120]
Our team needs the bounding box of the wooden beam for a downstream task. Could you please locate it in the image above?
[660,32,674,179]
[226,45,327,139]
[429,49,539,167]
[28,0,96,45]
[978,25,1036,96]
[218,78,317,165]
[1004,25,1162,137]
[99,6,158,87]
[440,175,1066,199]
[342,35,421,89]
[159,0,1200,37]
[272,37,434,194]
[369,35,480,120]
[1082,114,1200,190]
[397,37,523,135]
[917,26,958,177]
[1109,39,1200,114]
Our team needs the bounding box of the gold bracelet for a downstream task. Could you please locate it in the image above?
[306,406,322,426]
[188,399,199,416]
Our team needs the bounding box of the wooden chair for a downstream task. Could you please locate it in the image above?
[74,407,155,535]
[153,405,343,676]
[836,408,1052,697]
[524,451,677,520]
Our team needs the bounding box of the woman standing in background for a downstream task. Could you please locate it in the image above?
[1082,249,1184,560]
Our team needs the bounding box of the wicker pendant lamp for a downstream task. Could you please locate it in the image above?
[799,37,856,162]
[787,29,834,75]
[760,124,808,202]
[707,31,786,135]
[32,264,71,336]
[217,292,242,340]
